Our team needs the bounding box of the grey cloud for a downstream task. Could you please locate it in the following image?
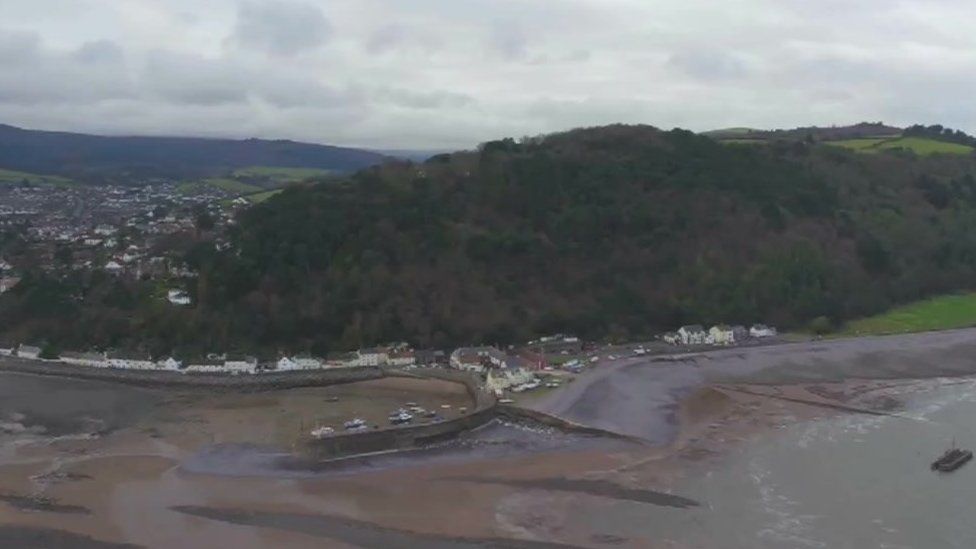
[668,50,751,81]
[371,86,473,110]
[74,40,125,64]
[231,0,331,56]
[489,20,529,60]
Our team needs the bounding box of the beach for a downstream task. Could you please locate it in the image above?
[5,330,976,547]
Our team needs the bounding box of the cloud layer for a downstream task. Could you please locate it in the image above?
[1,0,975,148]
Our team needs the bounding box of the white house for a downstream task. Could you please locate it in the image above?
[276,357,300,371]
[0,276,20,294]
[167,289,192,306]
[0,346,14,356]
[183,361,226,374]
[678,325,708,345]
[17,345,41,360]
[662,332,681,345]
[157,357,182,371]
[293,357,323,370]
[107,355,155,370]
[709,325,735,346]
[61,352,109,368]
[750,324,778,338]
[356,348,389,367]
[388,349,416,367]
[223,357,257,374]
[105,261,124,274]
[486,368,537,396]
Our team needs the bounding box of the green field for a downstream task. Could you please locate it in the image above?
[232,166,334,182]
[179,178,264,195]
[244,189,284,204]
[0,168,75,187]
[827,136,974,155]
[841,293,976,336]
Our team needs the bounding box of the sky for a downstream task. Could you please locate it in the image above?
[1,0,976,149]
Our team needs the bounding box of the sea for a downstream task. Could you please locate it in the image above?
[585,378,976,548]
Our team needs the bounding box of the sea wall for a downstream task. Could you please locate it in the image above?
[0,356,384,390]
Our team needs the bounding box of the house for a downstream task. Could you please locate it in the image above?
[105,260,124,274]
[678,325,708,345]
[662,332,681,345]
[450,347,507,372]
[224,357,257,374]
[0,345,14,356]
[61,351,109,368]
[356,348,389,367]
[709,325,735,346]
[731,325,749,343]
[157,357,182,371]
[183,360,226,374]
[388,349,416,367]
[486,368,537,396]
[750,324,778,338]
[17,345,42,360]
[167,289,192,306]
[294,357,323,370]
[525,334,583,355]
[106,354,155,370]
[0,276,20,294]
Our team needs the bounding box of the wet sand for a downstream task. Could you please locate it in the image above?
[5,329,976,547]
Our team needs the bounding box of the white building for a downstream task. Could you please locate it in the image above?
[61,352,109,368]
[223,357,257,374]
[388,349,416,367]
[678,325,708,345]
[0,346,14,356]
[157,357,182,371]
[105,261,124,274]
[0,276,20,294]
[17,345,41,360]
[486,368,537,396]
[107,356,155,370]
[709,325,735,345]
[750,324,778,338]
[167,290,192,306]
[356,348,389,367]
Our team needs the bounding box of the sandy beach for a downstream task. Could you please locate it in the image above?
[5,329,976,547]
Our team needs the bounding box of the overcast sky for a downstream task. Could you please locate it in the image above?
[1,0,974,149]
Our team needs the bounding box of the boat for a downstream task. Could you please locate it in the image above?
[389,411,413,425]
[344,418,367,430]
[931,445,973,472]
[310,426,334,438]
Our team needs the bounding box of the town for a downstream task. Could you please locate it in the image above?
[0,322,779,399]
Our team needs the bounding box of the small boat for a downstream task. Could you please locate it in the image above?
[310,426,334,438]
[389,411,413,425]
[932,445,973,472]
[344,418,367,430]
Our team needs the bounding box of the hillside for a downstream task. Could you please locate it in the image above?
[0,123,389,183]
[9,124,976,356]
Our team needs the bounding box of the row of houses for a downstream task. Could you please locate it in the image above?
[663,324,778,346]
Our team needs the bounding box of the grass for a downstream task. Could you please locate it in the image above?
[244,189,284,204]
[0,168,75,187]
[178,178,263,196]
[841,292,976,336]
[232,166,334,182]
[827,137,974,156]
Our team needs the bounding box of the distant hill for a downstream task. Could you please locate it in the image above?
[0,124,389,183]
[13,124,976,356]
[704,122,902,142]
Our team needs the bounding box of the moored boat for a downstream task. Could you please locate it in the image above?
[932,447,973,472]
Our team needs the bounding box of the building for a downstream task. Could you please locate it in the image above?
[750,324,778,338]
[17,345,41,360]
[223,357,257,374]
[61,351,109,368]
[662,332,680,345]
[731,325,749,343]
[709,325,735,345]
[450,346,507,372]
[525,334,583,355]
[106,354,155,370]
[0,276,20,294]
[678,325,708,345]
[388,349,416,367]
[486,368,537,396]
[167,289,192,306]
[356,347,390,367]
[157,357,182,371]
[105,260,124,275]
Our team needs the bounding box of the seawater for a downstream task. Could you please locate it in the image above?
[589,379,976,548]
